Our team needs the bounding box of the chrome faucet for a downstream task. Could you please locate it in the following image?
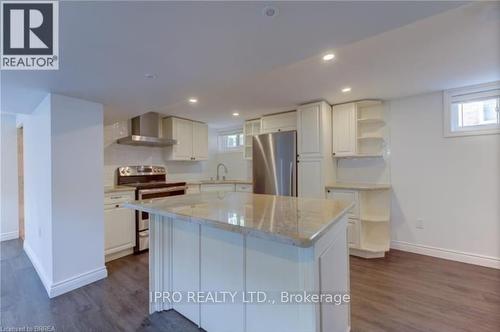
[216,163,228,181]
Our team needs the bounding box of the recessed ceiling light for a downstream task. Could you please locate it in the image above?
[322,53,335,61]
[232,112,240,117]
[341,87,352,93]
[262,6,278,17]
[144,73,158,79]
[188,98,198,104]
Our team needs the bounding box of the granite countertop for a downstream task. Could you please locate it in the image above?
[104,185,135,194]
[124,192,352,247]
[325,182,391,190]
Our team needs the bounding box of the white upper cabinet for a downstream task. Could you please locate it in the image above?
[175,118,194,160]
[297,101,331,159]
[192,121,209,160]
[163,117,208,161]
[260,111,297,134]
[332,103,357,156]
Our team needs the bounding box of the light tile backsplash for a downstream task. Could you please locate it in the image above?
[104,121,251,186]
[214,151,252,181]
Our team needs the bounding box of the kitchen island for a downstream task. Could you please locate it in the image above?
[124,192,352,332]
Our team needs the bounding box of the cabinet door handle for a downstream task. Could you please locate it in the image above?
[115,204,120,208]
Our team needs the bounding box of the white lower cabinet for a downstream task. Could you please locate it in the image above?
[104,192,135,262]
[187,183,253,194]
[104,206,135,258]
[326,187,390,258]
[186,184,201,194]
[200,183,236,192]
[235,184,253,192]
[326,189,359,218]
[326,189,359,249]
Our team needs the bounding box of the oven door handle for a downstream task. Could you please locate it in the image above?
[138,186,188,196]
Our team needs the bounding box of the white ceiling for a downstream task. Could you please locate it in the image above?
[2,1,498,128]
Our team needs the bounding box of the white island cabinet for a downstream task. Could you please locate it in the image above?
[125,192,352,332]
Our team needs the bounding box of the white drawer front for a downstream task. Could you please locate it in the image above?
[186,184,201,194]
[104,192,134,205]
[235,184,253,192]
[200,184,235,192]
[326,189,359,218]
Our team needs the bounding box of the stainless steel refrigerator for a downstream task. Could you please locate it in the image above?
[252,131,297,196]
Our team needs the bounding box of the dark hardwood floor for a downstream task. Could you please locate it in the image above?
[350,250,500,332]
[1,239,499,331]
[0,240,201,332]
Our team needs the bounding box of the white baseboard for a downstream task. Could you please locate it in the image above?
[23,241,52,294]
[1,231,19,241]
[391,240,500,269]
[49,266,107,298]
[24,241,108,298]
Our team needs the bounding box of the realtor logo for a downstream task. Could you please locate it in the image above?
[1,0,58,70]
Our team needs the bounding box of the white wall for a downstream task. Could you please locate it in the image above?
[389,92,500,267]
[22,95,54,285]
[22,94,107,297]
[50,94,105,284]
[1,114,19,241]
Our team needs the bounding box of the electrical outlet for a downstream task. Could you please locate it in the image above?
[416,219,424,229]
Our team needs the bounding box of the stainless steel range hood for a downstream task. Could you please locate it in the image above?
[117,112,177,147]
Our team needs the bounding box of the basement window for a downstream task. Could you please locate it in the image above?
[444,81,500,137]
[218,129,244,152]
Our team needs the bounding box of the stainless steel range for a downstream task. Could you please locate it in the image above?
[117,166,187,253]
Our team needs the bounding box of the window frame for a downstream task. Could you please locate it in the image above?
[443,81,500,137]
[217,128,244,153]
